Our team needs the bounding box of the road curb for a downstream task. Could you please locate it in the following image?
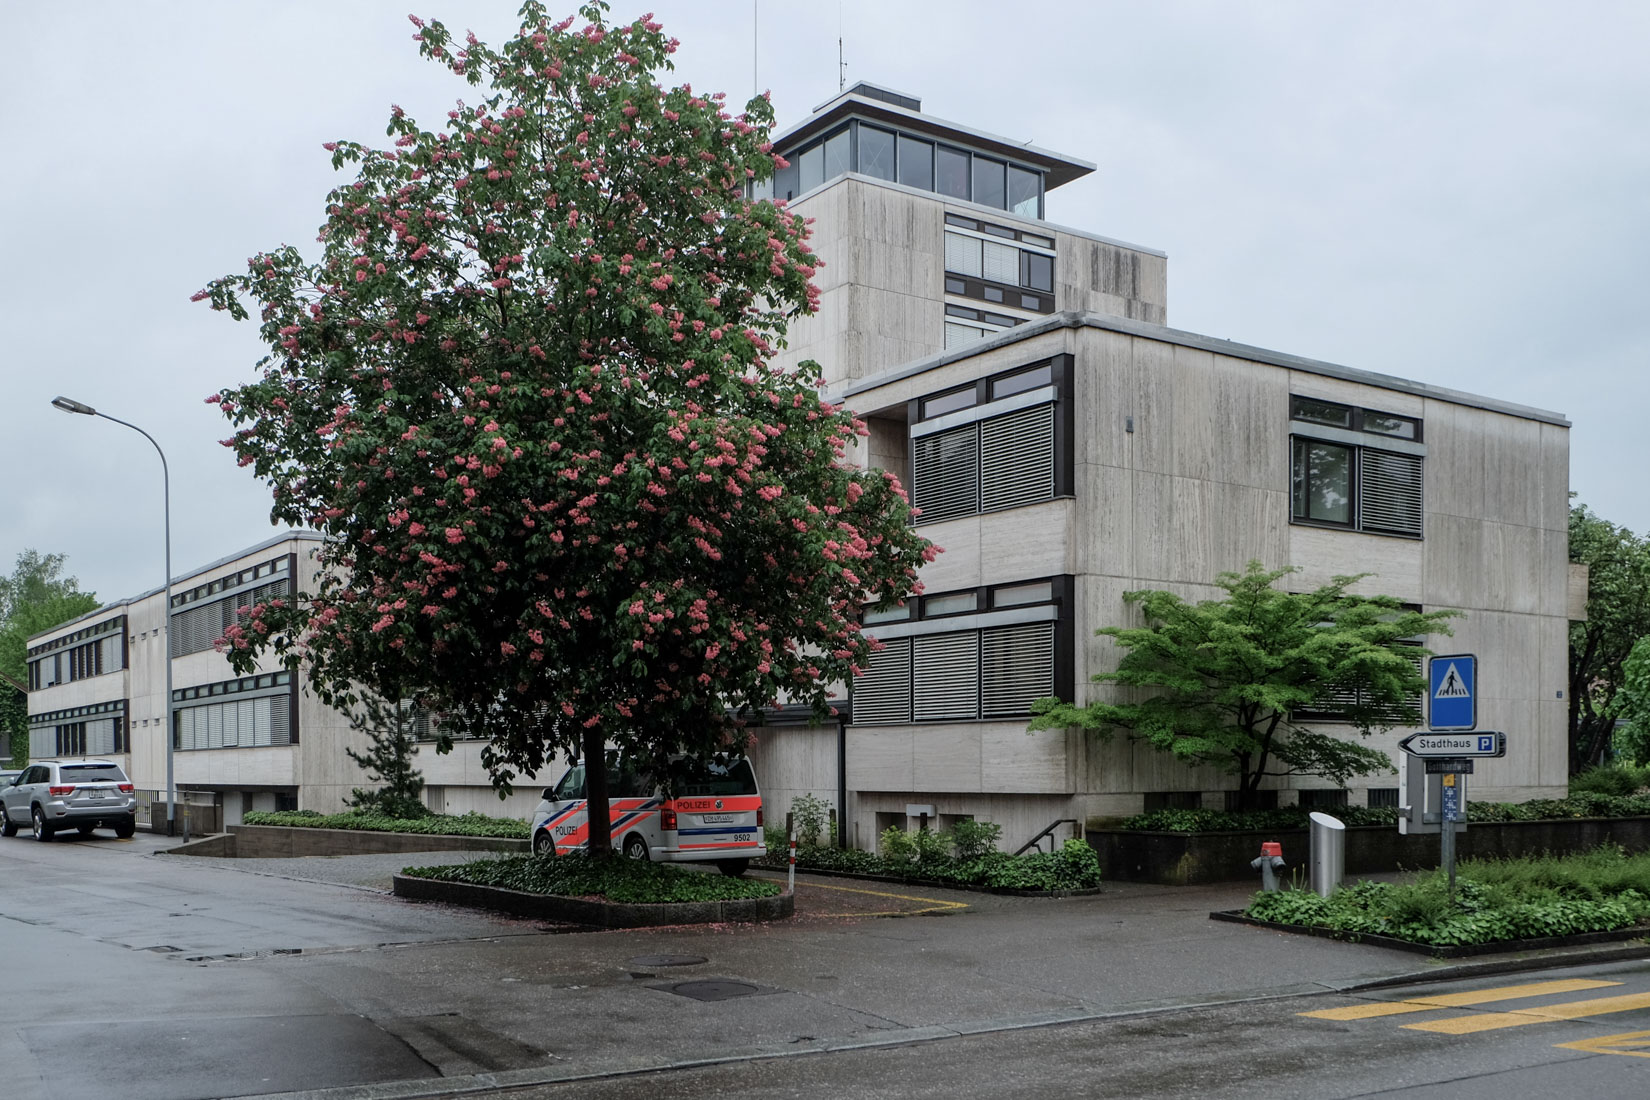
[391,872,794,927]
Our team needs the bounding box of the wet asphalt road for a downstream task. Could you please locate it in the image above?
[3,829,1647,1099]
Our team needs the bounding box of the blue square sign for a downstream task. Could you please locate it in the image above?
[1429,654,1476,731]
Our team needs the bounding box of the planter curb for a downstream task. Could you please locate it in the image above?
[392,873,794,927]
[1210,907,1650,958]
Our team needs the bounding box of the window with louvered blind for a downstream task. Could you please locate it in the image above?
[170,576,293,657]
[853,637,912,724]
[914,632,981,720]
[982,622,1055,717]
[912,424,980,523]
[981,405,1055,512]
[1358,449,1424,537]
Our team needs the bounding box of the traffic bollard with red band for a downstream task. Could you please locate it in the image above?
[787,827,798,894]
[1251,840,1286,891]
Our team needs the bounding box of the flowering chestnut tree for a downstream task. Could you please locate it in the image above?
[196,2,932,852]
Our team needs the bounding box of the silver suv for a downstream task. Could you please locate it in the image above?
[0,760,137,841]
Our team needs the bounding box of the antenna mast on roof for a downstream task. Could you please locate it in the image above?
[753,0,758,99]
[838,1,846,91]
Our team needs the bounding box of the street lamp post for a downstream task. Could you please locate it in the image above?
[51,397,176,836]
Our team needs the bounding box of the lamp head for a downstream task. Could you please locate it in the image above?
[51,396,97,415]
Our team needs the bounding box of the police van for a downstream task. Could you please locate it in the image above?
[529,754,765,876]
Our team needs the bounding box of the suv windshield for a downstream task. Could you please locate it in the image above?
[60,765,128,784]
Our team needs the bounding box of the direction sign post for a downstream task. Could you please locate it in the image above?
[1409,652,1488,904]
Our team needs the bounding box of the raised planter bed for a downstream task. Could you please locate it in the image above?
[166,824,529,859]
[751,860,1103,897]
[1209,909,1650,958]
[1090,816,1650,886]
[392,873,794,927]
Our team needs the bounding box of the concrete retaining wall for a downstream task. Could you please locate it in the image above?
[392,873,794,927]
[1090,817,1650,885]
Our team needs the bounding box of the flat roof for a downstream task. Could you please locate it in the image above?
[772,88,1096,191]
[835,310,1570,427]
[24,530,324,645]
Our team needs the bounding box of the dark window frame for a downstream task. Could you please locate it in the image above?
[1290,395,1423,443]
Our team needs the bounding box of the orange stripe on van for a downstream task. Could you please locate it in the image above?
[678,841,760,850]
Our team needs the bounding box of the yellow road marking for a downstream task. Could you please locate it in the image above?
[1301,979,1622,1021]
[1555,1029,1650,1059]
[1405,991,1650,1034]
[752,875,970,916]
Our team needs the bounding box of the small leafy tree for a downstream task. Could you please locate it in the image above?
[1030,562,1460,809]
[0,550,101,766]
[1613,636,1650,766]
[196,3,932,855]
[343,693,430,819]
[1568,501,1650,772]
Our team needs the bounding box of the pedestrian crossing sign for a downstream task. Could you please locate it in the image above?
[1428,654,1476,731]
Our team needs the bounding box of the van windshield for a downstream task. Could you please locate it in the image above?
[672,758,758,797]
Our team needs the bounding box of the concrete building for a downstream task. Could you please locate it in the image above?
[22,531,548,828]
[25,83,1580,846]
[745,82,1581,851]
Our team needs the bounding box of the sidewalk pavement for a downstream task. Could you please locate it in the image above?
[199,849,1650,1100]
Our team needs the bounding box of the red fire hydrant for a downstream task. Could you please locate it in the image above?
[1251,840,1285,892]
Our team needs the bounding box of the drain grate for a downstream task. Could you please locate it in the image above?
[655,978,778,1002]
[629,954,707,968]
[177,948,303,963]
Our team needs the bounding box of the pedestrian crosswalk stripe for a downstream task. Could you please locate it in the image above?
[1404,991,1650,1034]
[1554,1029,1650,1059]
[1300,979,1622,1021]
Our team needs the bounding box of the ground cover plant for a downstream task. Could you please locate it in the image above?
[401,852,780,903]
[1122,787,1650,832]
[244,809,528,838]
[1243,846,1650,947]
[758,817,1102,892]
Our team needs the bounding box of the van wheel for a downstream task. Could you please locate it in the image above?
[532,830,556,858]
[716,859,749,878]
[32,806,55,842]
[622,834,650,862]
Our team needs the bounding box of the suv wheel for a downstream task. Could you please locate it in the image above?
[115,820,136,839]
[0,806,16,837]
[32,806,55,842]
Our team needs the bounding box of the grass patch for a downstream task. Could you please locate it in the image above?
[1243,846,1650,947]
[243,810,528,839]
[400,853,782,904]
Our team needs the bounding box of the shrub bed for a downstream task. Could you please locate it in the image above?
[1242,846,1650,947]
[400,853,782,904]
[758,820,1102,893]
[1124,790,1650,833]
[244,810,529,839]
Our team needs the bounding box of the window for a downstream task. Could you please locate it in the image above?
[857,125,895,181]
[852,578,1071,725]
[1367,787,1400,808]
[798,142,825,194]
[909,359,1068,524]
[935,145,970,199]
[823,128,852,179]
[1008,165,1042,218]
[973,156,1005,209]
[896,135,933,190]
[1290,395,1421,442]
[170,562,292,657]
[1298,789,1349,809]
[173,671,294,750]
[1294,639,1424,724]
[27,617,126,688]
[1144,791,1200,812]
[943,217,1056,314]
[1290,438,1424,537]
[1223,790,1280,811]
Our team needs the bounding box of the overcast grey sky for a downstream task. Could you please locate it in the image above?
[3,1,1646,606]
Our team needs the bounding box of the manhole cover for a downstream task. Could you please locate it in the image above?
[629,954,707,968]
[661,980,762,1002]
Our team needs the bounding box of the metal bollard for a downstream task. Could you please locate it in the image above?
[1251,840,1286,891]
[1309,812,1345,898]
[787,826,798,894]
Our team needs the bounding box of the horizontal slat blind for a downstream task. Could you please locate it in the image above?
[853,637,911,724]
[982,240,1019,284]
[1358,449,1424,536]
[912,423,980,524]
[913,632,980,720]
[980,404,1055,512]
[981,622,1055,717]
[944,231,982,277]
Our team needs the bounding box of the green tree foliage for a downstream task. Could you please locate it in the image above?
[1613,637,1650,766]
[1029,562,1460,808]
[343,695,431,819]
[194,3,931,855]
[0,551,101,764]
[1568,501,1650,772]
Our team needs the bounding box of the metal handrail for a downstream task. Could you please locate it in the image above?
[1015,817,1079,856]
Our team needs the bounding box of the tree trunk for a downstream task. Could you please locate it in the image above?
[580,726,613,857]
